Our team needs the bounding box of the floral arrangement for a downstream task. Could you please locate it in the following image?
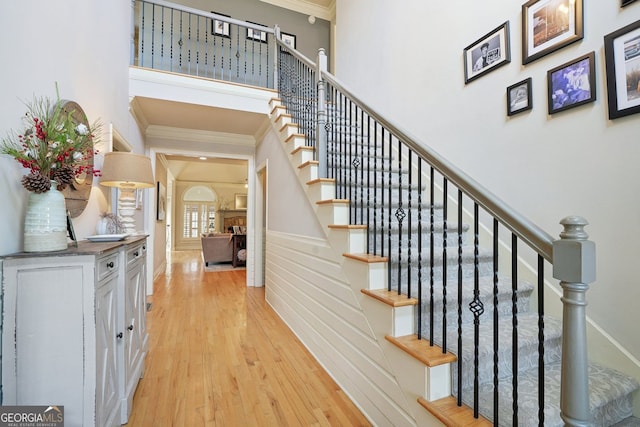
[1,88,101,193]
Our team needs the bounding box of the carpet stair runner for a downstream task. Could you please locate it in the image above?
[271,97,640,426]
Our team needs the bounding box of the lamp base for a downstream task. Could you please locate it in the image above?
[118,188,138,235]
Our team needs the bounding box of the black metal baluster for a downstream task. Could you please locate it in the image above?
[395,140,405,296]
[187,13,192,74]
[387,131,392,292]
[417,160,423,339]
[407,149,413,299]
[442,178,448,352]
[457,190,464,405]
[429,167,435,345]
[537,255,545,426]
[140,2,146,67]
[512,233,519,425]
[470,202,485,418]
[493,219,500,425]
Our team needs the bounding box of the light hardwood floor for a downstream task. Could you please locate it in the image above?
[127,251,371,426]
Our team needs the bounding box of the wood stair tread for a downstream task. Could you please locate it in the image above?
[343,253,387,263]
[418,396,492,427]
[385,334,456,367]
[316,199,349,205]
[298,160,319,169]
[327,224,367,229]
[361,289,417,307]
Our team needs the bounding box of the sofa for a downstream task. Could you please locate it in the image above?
[201,233,234,265]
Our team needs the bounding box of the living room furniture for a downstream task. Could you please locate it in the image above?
[232,234,247,268]
[201,233,234,265]
[1,235,148,427]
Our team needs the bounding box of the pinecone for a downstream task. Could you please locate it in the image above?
[53,165,75,188]
[22,173,51,193]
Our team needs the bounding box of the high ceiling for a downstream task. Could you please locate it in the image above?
[137,0,336,181]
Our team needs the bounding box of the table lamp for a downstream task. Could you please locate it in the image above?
[100,152,155,234]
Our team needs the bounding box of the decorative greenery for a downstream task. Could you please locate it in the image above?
[1,86,101,193]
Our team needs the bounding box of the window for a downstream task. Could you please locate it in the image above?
[181,185,218,238]
[183,203,216,238]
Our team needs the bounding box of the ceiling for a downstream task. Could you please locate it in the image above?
[132,98,260,183]
[133,97,268,136]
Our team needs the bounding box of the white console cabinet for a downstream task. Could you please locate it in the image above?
[1,236,149,427]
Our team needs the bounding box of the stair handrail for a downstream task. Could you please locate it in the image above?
[314,48,554,262]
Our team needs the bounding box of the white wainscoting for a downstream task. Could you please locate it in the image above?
[264,230,417,427]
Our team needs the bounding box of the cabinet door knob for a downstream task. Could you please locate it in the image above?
[107,261,115,268]
[128,325,134,331]
[116,332,123,339]
[134,251,139,257]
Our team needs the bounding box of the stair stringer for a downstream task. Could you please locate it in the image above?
[266,98,437,426]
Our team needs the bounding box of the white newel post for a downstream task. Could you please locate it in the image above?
[552,216,596,427]
[316,48,328,178]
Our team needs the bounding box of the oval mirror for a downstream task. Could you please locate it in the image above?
[56,100,94,217]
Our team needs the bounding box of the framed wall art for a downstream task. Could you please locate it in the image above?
[522,0,583,65]
[547,51,595,114]
[604,20,640,119]
[464,21,511,84]
[507,77,533,116]
[247,22,267,43]
[157,182,166,221]
[211,12,231,38]
[281,32,296,49]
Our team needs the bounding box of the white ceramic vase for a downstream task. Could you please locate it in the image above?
[23,181,68,252]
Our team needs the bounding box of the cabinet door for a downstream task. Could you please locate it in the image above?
[96,275,120,427]
[121,249,147,423]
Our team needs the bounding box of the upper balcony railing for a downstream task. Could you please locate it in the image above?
[132,0,276,88]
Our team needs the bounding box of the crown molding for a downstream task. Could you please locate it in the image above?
[146,125,256,147]
[259,0,335,21]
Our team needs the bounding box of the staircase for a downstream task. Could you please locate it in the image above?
[268,96,640,426]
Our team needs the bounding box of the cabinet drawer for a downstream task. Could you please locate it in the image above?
[126,243,146,267]
[97,253,119,282]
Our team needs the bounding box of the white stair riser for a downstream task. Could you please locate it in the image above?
[327,227,366,254]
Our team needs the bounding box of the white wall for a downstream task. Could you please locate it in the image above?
[334,1,640,362]
[0,0,145,255]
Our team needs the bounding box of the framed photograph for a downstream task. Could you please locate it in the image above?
[156,182,166,221]
[522,0,583,65]
[247,22,267,43]
[464,22,511,84]
[622,0,638,6]
[281,32,296,49]
[604,20,640,119]
[211,12,230,38]
[547,51,595,114]
[507,77,533,116]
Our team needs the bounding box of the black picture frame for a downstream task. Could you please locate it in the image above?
[622,0,638,6]
[507,77,533,116]
[211,12,230,38]
[604,20,640,119]
[67,210,77,247]
[281,32,296,50]
[463,21,511,84]
[547,51,596,114]
[246,22,267,43]
[522,0,584,65]
[157,182,166,221]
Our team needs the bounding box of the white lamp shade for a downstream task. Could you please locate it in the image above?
[100,152,155,188]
